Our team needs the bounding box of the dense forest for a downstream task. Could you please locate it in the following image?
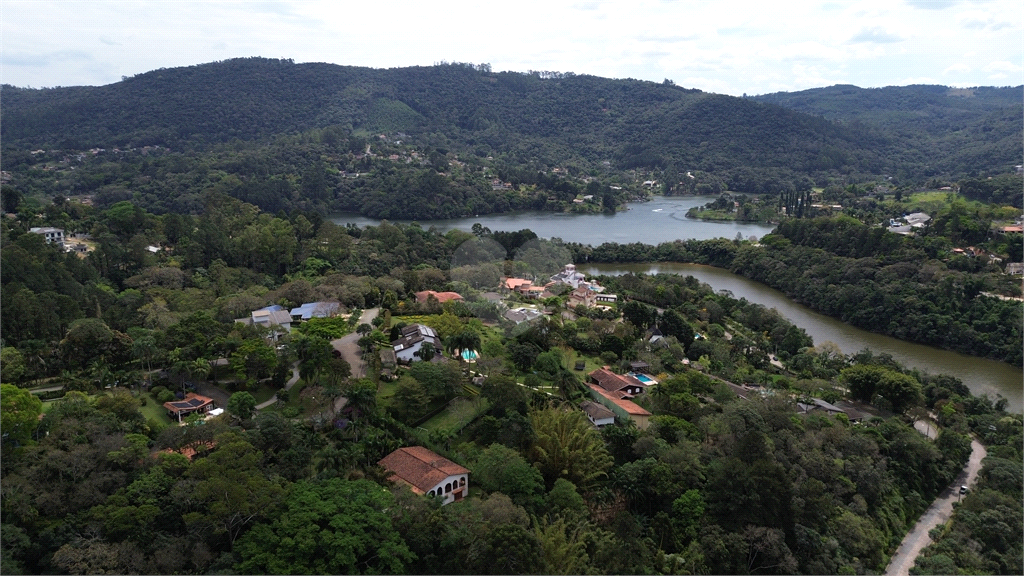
[2,59,1022,220]
[1,58,1022,576]
[2,196,1021,575]
[567,212,1023,366]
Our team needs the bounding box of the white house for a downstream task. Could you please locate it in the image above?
[392,324,443,363]
[581,401,616,427]
[29,227,65,246]
[550,264,587,288]
[235,305,292,341]
[379,446,470,505]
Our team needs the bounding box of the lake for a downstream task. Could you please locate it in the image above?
[330,195,778,244]
[331,198,1022,411]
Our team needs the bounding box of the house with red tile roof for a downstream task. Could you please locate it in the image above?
[379,446,470,505]
[163,393,215,422]
[588,385,651,430]
[415,290,465,304]
[589,368,647,399]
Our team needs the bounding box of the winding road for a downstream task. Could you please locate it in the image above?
[883,421,987,576]
[254,307,379,411]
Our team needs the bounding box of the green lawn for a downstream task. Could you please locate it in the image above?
[563,348,604,375]
[420,396,489,433]
[251,382,279,404]
[138,393,174,426]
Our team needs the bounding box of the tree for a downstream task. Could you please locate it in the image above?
[0,384,42,452]
[182,431,286,547]
[392,376,428,423]
[234,478,413,574]
[480,374,530,416]
[227,391,257,420]
[621,300,656,330]
[534,515,591,575]
[474,443,545,509]
[418,341,436,362]
[409,361,462,402]
[876,370,924,413]
[60,318,134,371]
[230,338,278,383]
[528,405,613,489]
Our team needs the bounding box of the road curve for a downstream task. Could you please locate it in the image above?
[331,308,380,380]
[884,425,987,576]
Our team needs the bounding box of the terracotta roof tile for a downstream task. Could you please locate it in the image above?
[379,446,470,494]
[589,385,651,416]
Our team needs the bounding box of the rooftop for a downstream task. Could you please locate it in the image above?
[379,446,470,494]
[589,384,651,416]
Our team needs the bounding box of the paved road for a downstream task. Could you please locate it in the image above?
[884,422,987,576]
[255,364,300,410]
[330,308,379,379]
[253,308,378,413]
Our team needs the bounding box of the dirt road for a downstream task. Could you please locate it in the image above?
[884,425,987,576]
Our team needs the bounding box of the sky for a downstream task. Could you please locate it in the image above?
[2,0,1021,96]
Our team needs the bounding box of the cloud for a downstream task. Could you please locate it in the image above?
[635,33,701,43]
[899,76,939,85]
[2,50,94,68]
[982,60,1023,73]
[99,36,120,46]
[904,0,959,9]
[942,63,971,74]
[849,27,905,44]
[960,13,1015,31]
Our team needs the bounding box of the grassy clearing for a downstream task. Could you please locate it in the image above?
[251,382,279,404]
[138,393,174,426]
[420,396,489,433]
[563,348,605,375]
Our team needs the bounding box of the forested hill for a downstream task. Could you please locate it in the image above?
[3,57,1013,185]
[753,84,1024,177]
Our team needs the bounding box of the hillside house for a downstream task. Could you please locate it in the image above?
[235,305,292,341]
[289,301,341,321]
[568,286,598,308]
[379,446,470,505]
[589,368,648,399]
[392,324,443,363]
[505,307,542,324]
[29,227,65,246]
[415,290,464,304]
[163,393,216,423]
[550,264,587,288]
[581,401,616,427]
[588,385,651,429]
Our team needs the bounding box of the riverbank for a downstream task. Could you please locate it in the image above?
[580,262,1023,411]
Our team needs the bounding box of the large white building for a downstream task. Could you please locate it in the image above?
[392,324,442,363]
[29,227,65,246]
[379,446,470,505]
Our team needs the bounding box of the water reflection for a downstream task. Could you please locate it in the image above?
[581,262,1023,411]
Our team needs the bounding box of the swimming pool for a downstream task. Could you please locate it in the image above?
[628,372,656,384]
[461,349,478,361]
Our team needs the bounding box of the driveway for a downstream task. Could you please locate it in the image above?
[884,424,987,576]
[255,364,300,410]
[331,308,379,379]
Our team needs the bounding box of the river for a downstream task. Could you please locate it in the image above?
[331,197,1022,410]
[579,262,1022,411]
